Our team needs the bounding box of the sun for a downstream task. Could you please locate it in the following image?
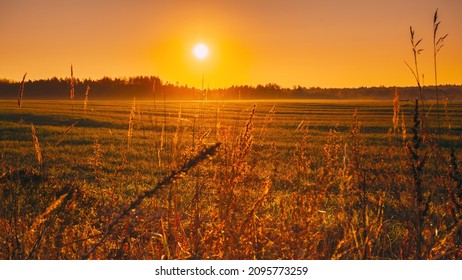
[193,43,209,60]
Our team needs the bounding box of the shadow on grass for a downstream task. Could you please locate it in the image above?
[0,112,125,129]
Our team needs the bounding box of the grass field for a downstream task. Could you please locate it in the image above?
[1,98,462,259]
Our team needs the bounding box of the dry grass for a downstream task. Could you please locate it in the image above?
[83,84,90,115]
[17,73,26,109]
[1,98,461,259]
[127,97,136,149]
[30,123,42,169]
[56,120,79,146]
[70,65,75,103]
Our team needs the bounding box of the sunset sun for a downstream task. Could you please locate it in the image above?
[193,43,209,60]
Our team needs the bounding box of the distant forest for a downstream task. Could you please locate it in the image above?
[1,76,461,100]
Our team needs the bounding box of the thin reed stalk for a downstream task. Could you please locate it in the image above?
[127,98,136,149]
[443,98,452,131]
[393,88,400,134]
[31,123,43,170]
[172,105,183,161]
[215,105,220,141]
[153,79,158,126]
[259,104,276,140]
[17,73,27,109]
[56,120,80,146]
[405,27,426,111]
[70,65,75,111]
[406,99,429,259]
[83,84,90,116]
[433,9,448,139]
[401,110,407,141]
[25,187,74,259]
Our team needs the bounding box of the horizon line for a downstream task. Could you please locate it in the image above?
[1,75,462,90]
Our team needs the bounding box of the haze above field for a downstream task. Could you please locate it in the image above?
[1,0,461,88]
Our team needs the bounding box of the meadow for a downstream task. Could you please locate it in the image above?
[1,97,461,259]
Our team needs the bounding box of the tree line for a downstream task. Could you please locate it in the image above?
[1,76,461,100]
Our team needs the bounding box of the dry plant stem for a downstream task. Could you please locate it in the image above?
[433,11,440,137]
[127,98,136,149]
[392,88,400,134]
[163,91,167,132]
[31,123,43,170]
[406,99,429,259]
[161,91,167,170]
[26,187,74,259]
[90,136,102,179]
[259,105,276,139]
[17,73,27,109]
[153,80,158,126]
[401,110,407,142]
[172,106,183,163]
[70,65,75,111]
[215,105,220,141]
[443,98,452,131]
[83,84,90,116]
[405,27,426,112]
[433,9,448,139]
[81,143,221,260]
[56,120,80,146]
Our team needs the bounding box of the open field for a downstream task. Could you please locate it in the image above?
[1,98,462,259]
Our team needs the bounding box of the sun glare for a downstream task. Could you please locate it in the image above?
[193,43,209,60]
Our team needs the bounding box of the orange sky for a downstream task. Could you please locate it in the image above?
[1,0,461,88]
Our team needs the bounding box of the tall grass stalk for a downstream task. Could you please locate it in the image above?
[443,98,452,131]
[90,136,103,179]
[83,84,90,116]
[433,9,448,139]
[259,104,276,140]
[392,88,400,134]
[31,123,43,170]
[56,120,80,146]
[405,27,425,111]
[215,106,221,141]
[153,79,158,126]
[70,65,75,111]
[406,99,429,259]
[17,73,27,109]
[26,188,74,259]
[401,110,407,141]
[172,105,183,162]
[127,98,136,149]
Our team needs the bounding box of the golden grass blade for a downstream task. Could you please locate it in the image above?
[83,84,90,115]
[70,64,75,102]
[56,120,80,146]
[393,88,400,133]
[127,97,136,149]
[31,123,43,168]
[29,189,73,233]
[17,72,27,109]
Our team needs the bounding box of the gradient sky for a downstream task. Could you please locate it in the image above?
[1,0,461,88]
